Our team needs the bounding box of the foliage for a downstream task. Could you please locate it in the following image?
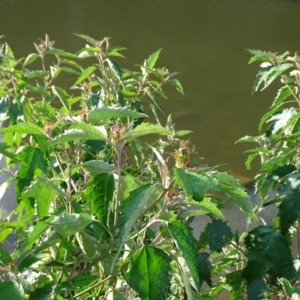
[0,35,298,299]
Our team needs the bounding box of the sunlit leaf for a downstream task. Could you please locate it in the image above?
[169,78,184,94]
[47,48,78,58]
[88,107,147,123]
[23,53,40,66]
[73,66,96,86]
[124,246,171,300]
[0,281,24,300]
[82,160,114,176]
[0,123,44,135]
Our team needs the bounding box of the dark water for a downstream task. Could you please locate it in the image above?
[1,0,300,182]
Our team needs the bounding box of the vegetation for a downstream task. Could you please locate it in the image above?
[0,35,299,299]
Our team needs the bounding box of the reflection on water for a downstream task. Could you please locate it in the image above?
[1,0,300,182]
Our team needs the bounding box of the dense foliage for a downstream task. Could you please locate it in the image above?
[0,35,299,299]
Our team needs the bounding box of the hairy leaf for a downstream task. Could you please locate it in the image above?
[114,185,156,269]
[124,246,171,300]
[205,219,232,252]
[243,226,295,283]
[0,123,44,135]
[88,106,147,123]
[168,220,200,291]
[174,168,219,201]
[120,123,171,141]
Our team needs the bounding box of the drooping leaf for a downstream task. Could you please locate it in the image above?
[169,78,184,95]
[107,59,123,81]
[120,123,171,141]
[144,49,162,70]
[52,86,70,111]
[124,246,171,300]
[247,279,267,300]
[0,123,44,135]
[73,66,96,86]
[82,160,114,176]
[168,220,200,291]
[88,107,147,123]
[113,185,156,268]
[174,168,219,201]
[0,280,24,300]
[204,219,232,252]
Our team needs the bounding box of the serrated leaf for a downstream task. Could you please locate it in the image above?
[183,198,225,220]
[214,172,257,220]
[120,123,171,141]
[26,70,47,79]
[48,214,93,237]
[144,49,161,70]
[0,123,44,135]
[113,185,156,269]
[271,86,294,109]
[247,279,267,300]
[247,49,277,64]
[23,53,40,66]
[124,246,171,300]
[0,281,24,300]
[50,124,106,145]
[47,48,78,58]
[174,168,219,201]
[169,78,184,94]
[243,226,295,283]
[176,130,193,137]
[205,219,232,252]
[23,180,56,219]
[82,160,114,176]
[145,89,164,114]
[73,66,96,86]
[88,107,147,123]
[168,220,200,291]
[107,58,123,81]
[235,135,258,144]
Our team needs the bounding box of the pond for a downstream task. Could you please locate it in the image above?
[1,0,300,182]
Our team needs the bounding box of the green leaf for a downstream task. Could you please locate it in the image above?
[205,219,232,252]
[52,86,70,111]
[145,89,164,114]
[113,185,156,268]
[73,66,96,86]
[28,281,54,300]
[243,226,295,283]
[23,53,40,66]
[277,172,300,234]
[26,70,47,79]
[144,49,162,70]
[88,107,147,123]
[50,124,107,145]
[82,160,114,176]
[0,248,11,266]
[0,123,44,135]
[247,279,267,300]
[84,173,114,225]
[107,59,123,81]
[271,86,294,109]
[198,252,212,287]
[124,246,171,300]
[247,49,277,64]
[174,168,219,201]
[169,78,184,94]
[279,277,300,297]
[48,214,93,238]
[182,198,225,220]
[23,180,56,219]
[0,281,24,300]
[76,231,97,257]
[226,270,244,300]
[106,288,127,300]
[47,48,78,58]
[214,172,257,220]
[120,123,171,141]
[70,274,98,287]
[168,220,200,291]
